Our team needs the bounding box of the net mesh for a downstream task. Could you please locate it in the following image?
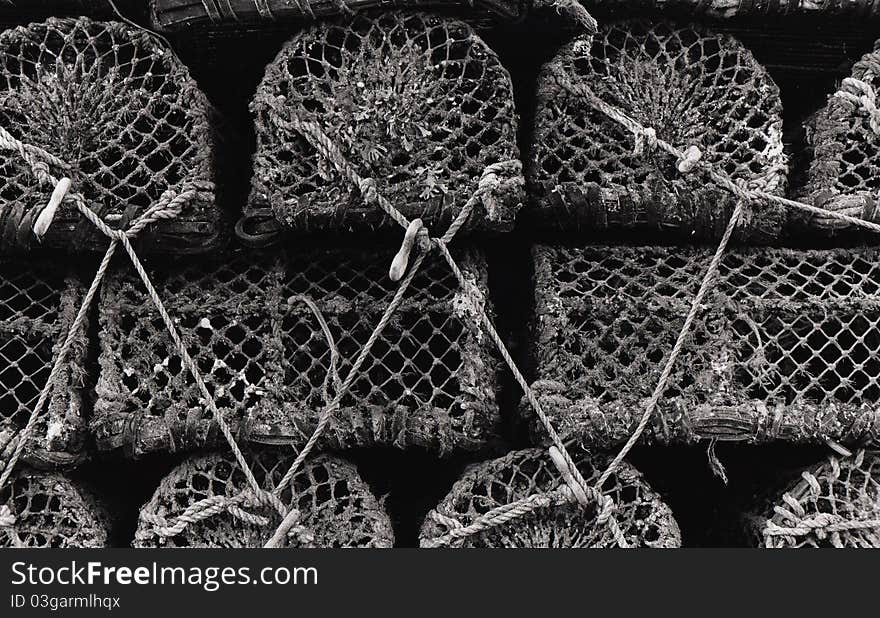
[529,244,880,448]
[248,12,521,234]
[0,17,219,255]
[135,449,394,547]
[0,260,87,470]
[528,21,787,242]
[1,469,109,548]
[746,450,880,548]
[800,46,880,234]
[94,247,499,458]
[420,447,680,547]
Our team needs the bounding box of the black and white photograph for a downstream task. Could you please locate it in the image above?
[0,0,877,609]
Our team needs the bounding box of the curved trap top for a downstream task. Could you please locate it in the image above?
[800,44,880,236]
[135,449,394,547]
[746,450,880,548]
[528,21,787,243]
[420,447,681,547]
[246,12,521,237]
[0,17,219,255]
[1,469,109,548]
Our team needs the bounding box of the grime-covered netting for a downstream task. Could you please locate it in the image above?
[0,260,87,471]
[528,244,880,448]
[0,17,219,255]
[93,247,500,459]
[420,447,680,547]
[245,11,522,235]
[0,469,109,547]
[528,20,787,242]
[745,450,880,548]
[799,44,880,235]
[150,0,526,31]
[135,449,394,547]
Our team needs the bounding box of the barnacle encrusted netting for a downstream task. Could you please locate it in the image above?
[528,244,880,448]
[135,449,394,547]
[93,247,499,458]
[246,12,521,235]
[745,450,880,548]
[0,17,219,255]
[528,21,787,242]
[150,0,526,31]
[0,260,87,471]
[799,45,880,235]
[420,448,681,547]
[1,469,110,547]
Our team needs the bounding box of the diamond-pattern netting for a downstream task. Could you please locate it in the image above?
[0,17,219,254]
[746,450,880,548]
[529,244,880,447]
[135,449,393,547]
[1,469,109,548]
[0,260,87,470]
[247,11,521,234]
[420,447,680,547]
[94,247,499,458]
[800,45,880,234]
[528,21,787,241]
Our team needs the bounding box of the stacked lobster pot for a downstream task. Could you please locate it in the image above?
[0,11,222,547]
[114,5,530,548]
[527,17,880,547]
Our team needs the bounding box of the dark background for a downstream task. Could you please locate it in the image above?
[3,1,877,546]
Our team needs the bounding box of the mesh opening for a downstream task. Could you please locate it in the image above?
[0,260,87,469]
[801,47,880,232]
[135,449,394,547]
[1,469,109,548]
[529,244,880,447]
[528,21,787,242]
[747,451,880,548]
[248,12,520,233]
[420,447,681,547]
[94,247,500,458]
[0,17,219,254]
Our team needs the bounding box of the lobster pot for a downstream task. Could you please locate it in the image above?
[528,244,880,448]
[745,450,880,548]
[135,449,394,547]
[0,17,220,255]
[0,261,87,471]
[244,12,522,236]
[1,469,110,548]
[420,448,681,547]
[799,45,880,236]
[150,0,525,31]
[528,21,787,242]
[582,0,880,18]
[93,247,500,458]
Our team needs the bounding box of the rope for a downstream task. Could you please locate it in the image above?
[835,75,880,135]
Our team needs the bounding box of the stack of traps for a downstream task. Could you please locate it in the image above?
[420,448,681,548]
[243,12,522,236]
[1,469,110,548]
[93,248,499,458]
[745,450,880,548]
[529,245,880,448]
[135,449,393,548]
[0,260,87,471]
[0,17,220,255]
[528,21,787,242]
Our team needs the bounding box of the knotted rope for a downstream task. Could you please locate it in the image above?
[835,75,880,135]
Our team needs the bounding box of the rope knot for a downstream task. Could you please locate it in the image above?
[548,445,593,510]
[633,127,657,156]
[837,76,880,135]
[389,218,427,282]
[677,145,702,174]
[0,504,15,528]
